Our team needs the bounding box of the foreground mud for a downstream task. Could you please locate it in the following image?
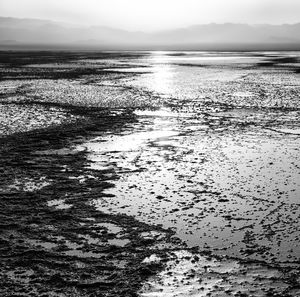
[0,51,299,296]
[0,107,181,297]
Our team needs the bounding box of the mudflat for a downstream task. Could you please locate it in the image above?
[0,51,299,296]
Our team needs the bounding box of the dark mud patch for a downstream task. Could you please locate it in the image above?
[0,105,181,297]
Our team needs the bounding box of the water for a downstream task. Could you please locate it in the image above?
[82,51,300,264]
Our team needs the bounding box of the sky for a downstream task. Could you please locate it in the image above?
[0,0,300,31]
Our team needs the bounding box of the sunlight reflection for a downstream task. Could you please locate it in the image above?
[152,65,174,94]
[149,52,174,94]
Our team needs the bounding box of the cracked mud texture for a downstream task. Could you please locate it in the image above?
[0,51,299,296]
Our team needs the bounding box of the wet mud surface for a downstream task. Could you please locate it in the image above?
[0,108,178,297]
[0,51,300,296]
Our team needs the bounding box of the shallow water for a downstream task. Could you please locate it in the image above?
[81,51,300,264]
[89,112,300,263]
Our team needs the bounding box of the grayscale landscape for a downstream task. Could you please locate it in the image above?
[0,1,300,297]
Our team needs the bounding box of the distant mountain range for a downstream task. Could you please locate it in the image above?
[1,17,300,50]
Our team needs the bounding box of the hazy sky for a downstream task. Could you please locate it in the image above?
[1,0,300,31]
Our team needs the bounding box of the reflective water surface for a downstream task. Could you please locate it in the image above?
[79,51,300,264]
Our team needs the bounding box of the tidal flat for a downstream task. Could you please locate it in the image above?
[0,51,299,296]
